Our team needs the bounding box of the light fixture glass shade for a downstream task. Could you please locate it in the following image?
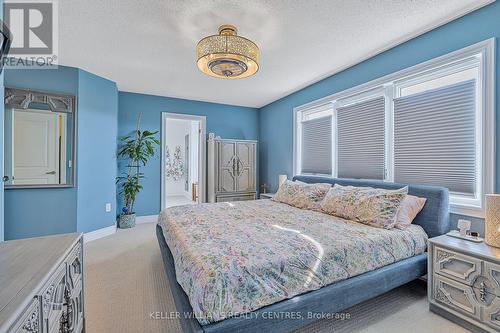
[485,194,500,248]
[196,25,259,79]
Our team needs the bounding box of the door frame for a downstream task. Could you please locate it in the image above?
[161,112,206,210]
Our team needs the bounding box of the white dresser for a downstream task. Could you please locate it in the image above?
[0,233,84,333]
[429,235,500,332]
[207,138,257,203]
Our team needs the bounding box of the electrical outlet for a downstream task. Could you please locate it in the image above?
[105,203,112,212]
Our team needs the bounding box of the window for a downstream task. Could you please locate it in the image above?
[295,103,334,176]
[294,39,494,217]
[336,96,386,179]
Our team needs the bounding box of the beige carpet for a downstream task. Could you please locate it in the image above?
[84,223,470,333]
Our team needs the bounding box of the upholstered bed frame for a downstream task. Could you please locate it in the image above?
[156,176,450,333]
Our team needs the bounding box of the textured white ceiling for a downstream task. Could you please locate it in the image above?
[58,0,491,108]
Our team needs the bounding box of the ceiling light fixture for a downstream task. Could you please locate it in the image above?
[196,25,259,79]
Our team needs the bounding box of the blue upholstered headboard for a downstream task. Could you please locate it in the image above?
[293,176,450,238]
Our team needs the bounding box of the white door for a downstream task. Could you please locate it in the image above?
[13,110,59,185]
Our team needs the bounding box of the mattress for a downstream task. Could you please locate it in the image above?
[158,199,428,324]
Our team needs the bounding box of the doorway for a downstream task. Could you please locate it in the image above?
[161,113,206,209]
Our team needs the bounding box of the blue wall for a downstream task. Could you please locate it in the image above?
[258,2,500,233]
[4,66,79,239]
[3,66,119,239]
[76,70,118,233]
[118,92,259,216]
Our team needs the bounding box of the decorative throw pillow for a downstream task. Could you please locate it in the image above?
[394,195,427,229]
[272,180,331,209]
[320,184,408,229]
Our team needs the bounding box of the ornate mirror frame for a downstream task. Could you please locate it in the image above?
[4,87,77,189]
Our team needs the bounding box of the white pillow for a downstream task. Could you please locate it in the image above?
[394,195,427,229]
[319,184,408,229]
[272,180,331,209]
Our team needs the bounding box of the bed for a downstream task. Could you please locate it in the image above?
[156,176,450,333]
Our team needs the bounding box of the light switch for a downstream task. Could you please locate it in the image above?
[105,203,112,212]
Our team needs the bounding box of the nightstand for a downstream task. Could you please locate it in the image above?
[428,234,500,332]
[260,193,275,199]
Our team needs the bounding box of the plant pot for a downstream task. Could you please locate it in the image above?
[119,213,136,229]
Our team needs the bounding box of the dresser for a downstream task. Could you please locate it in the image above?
[0,233,84,333]
[207,138,257,203]
[428,235,500,333]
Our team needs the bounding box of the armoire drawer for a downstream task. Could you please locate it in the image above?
[434,246,482,285]
[216,193,256,202]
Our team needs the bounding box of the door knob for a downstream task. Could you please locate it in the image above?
[46,171,56,175]
[2,176,9,182]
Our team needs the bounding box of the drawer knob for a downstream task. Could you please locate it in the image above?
[479,281,487,303]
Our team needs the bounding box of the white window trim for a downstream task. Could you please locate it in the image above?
[293,38,495,218]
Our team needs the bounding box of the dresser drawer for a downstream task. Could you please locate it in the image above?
[434,246,482,285]
[66,241,83,292]
[9,298,40,333]
[433,274,481,319]
[65,284,84,333]
[40,264,66,333]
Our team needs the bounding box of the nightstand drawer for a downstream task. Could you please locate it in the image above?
[484,297,500,331]
[434,246,482,285]
[433,274,481,320]
[484,262,500,296]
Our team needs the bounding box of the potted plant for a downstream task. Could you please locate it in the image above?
[116,114,159,228]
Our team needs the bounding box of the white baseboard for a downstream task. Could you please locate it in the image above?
[136,215,159,224]
[83,225,117,243]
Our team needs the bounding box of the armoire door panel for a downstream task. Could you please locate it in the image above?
[217,142,236,193]
[236,142,253,167]
[219,168,236,193]
[235,142,255,192]
[220,142,236,166]
[237,168,254,192]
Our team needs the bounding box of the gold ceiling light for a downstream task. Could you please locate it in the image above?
[196,25,259,79]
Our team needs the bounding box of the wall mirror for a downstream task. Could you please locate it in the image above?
[4,88,76,188]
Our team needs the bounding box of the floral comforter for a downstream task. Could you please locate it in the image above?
[158,199,428,324]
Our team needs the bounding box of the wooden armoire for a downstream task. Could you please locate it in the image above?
[208,138,257,202]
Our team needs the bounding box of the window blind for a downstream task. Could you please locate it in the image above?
[394,79,476,195]
[301,115,332,175]
[337,96,386,179]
